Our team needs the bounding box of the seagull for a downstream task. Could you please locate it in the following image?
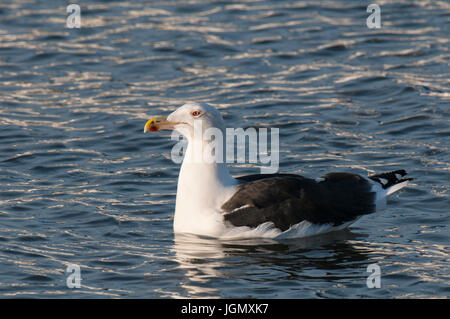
[144,102,412,239]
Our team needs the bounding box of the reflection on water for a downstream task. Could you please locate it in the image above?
[171,232,378,298]
[171,230,449,298]
[0,0,448,298]
[173,232,360,298]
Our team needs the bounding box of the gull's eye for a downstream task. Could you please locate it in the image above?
[191,110,201,117]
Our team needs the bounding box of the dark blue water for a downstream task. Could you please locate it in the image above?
[0,0,448,298]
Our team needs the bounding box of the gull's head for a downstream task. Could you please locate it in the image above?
[144,102,225,141]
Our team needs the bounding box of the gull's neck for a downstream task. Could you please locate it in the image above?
[173,138,237,236]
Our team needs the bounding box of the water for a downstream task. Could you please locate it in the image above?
[0,0,448,298]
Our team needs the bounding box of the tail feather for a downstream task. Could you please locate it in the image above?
[369,169,413,195]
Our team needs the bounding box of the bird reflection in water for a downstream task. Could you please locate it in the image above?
[172,230,373,298]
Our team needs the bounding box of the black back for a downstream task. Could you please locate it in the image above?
[222,173,376,231]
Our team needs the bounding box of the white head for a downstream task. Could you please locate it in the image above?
[144,102,225,142]
[169,102,225,141]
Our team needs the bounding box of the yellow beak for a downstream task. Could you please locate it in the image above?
[144,116,179,133]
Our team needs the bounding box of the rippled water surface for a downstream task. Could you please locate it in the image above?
[0,0,449,298]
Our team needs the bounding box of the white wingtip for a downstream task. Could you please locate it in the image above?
[386,180,410,196]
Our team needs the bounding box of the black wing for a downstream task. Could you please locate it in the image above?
[222,173,376,231]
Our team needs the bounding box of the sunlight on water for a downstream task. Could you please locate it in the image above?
[0,0,448,298]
